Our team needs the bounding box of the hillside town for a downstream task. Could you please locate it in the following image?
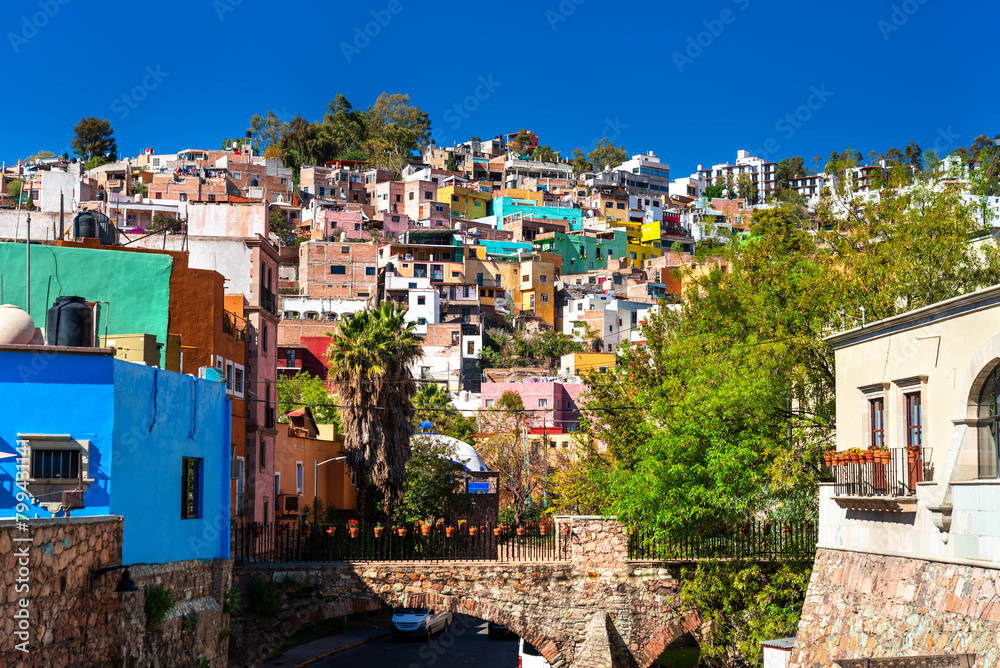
[2,110,1000,668]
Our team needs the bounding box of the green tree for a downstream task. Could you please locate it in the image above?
[445,152,460,172]
[279,115,337,174]
[412,384,477,443]
[530,144,558,162]
[24,150,55,162]
[735,173,757,204]
[325,302,422,518]
[71,117,117,161]
[147,211,179,233]
[269,208,295,241]
[393,436,466,524]
[587,138,628,171]
[248,110,285,155]
[904,141,923,173]
[570,148,592,178]
[510,129,535,152]
[277,371,342,430]
[774,156,808,192]
[321,94,368,156]
[362,93,431,177]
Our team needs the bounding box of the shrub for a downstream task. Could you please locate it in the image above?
[247,576,280,617]
[182,613,198,631]
[222,587,241,616]
[145,585,174,628]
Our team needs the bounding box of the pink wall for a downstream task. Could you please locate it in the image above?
[480,381,585,431]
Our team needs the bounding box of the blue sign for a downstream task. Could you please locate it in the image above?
[468,482,491,494]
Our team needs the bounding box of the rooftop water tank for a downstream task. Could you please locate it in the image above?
[46,296,94,347]
[0,305,35,345]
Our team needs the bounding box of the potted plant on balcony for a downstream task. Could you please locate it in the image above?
[561,523,571,536]
[326,526,336,537]
[863,448,875,464]
[468,524,479,536]
[458,519,468,533]
[494,524,503,536]
[422,518,434,536]
[907,444,924,489]
[445,525,455,538]
[396,526,407,538]
[374,523,384,538]
[846,447,864,464]
[516,526,525,537]
[348,519,359,538]
[822,447,835,467]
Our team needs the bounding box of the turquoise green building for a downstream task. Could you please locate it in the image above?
[534,231,628,275]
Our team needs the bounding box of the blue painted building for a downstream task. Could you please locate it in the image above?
[492,197,584,232]
[0,346,230,564]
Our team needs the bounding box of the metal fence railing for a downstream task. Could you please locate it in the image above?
[231,521,570,564]
[626,520,817,562]
[831,447,923,498]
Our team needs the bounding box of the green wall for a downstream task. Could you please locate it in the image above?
[0,243,173,344]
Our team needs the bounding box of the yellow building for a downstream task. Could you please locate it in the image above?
[626,242,661,269]
[518,253,561,326]
[437,184,493,220]
[560,352,617,376]
[468,257,520,310]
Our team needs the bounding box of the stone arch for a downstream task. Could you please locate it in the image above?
[960,333,1000,419]
[234,577,566,668]
[632,612,703,668]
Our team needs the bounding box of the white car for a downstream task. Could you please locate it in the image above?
[391,607,453,641]
[519,637,550,667]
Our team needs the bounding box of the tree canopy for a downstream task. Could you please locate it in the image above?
[72,117,117,161]
[588,138,628,172]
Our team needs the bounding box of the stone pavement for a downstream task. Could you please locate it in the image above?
[259,619,392,668]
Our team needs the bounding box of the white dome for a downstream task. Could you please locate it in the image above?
[412,433,489,472]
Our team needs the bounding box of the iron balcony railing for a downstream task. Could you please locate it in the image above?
[830,447,925,497]
[261,287,278,316]
[627,519,817,562]
[230,521,569,563]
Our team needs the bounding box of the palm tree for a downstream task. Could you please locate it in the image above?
[326,301,422,517]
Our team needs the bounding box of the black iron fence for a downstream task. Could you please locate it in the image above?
[830,447,923,497]
[231,521,569,563]
[627,520,817,562]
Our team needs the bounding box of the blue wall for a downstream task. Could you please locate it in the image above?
[111,362,230,564]
[0,350,230,564]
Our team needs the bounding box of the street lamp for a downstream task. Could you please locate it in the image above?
[91,564,140,593]
[314,455,347,518]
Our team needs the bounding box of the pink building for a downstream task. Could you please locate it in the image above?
[480,381,585,432]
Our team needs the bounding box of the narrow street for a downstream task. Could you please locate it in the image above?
[312,615,518,668]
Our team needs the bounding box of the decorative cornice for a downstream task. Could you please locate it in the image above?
[835,654,976,667]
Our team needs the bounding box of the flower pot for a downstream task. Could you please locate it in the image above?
[561,525,571,536]
[374,527,383,538]
[539,526,547,536]
[303,527,311,538]
[326,527,336,536]
[516,527,525,537]
[493,527,502,536]
[822,453,834,466]
[421,525,432,537]
[349,527,359,538]
[469,526,478,536]
[848,452,860,464]
[397,528,407,537]
[445,527,455,538]
[252,525,263,537]
[863,451,874,464]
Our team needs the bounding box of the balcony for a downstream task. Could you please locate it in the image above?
[260,287,278,316]
[430,271,445,282]
[829,447,925,512]
[222,310,248,341]
[476,278,501,288]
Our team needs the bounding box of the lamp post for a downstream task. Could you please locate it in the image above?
[314,455,347,520]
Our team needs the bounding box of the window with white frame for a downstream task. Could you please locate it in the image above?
[226,361,234,393]
[233,363,245,398]
[296,462,304,495]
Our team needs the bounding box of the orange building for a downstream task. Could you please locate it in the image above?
[274,408,356,519]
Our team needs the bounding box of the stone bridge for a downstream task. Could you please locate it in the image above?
[228,517,701,668]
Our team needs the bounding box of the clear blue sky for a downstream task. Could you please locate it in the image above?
[3,0,997,175]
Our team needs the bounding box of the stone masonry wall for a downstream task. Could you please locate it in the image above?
[788,548,1000,667]
[0,517,123,668]
[0,517,233,668]
[230,517,699,668]
[121,558,233,668]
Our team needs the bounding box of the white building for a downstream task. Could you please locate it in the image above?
[669,170,708,199]
[609,151,671,197]
[699,150,776,203]
[563,294,654,353]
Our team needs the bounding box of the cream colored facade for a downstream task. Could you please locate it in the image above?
[821,285,1000,567]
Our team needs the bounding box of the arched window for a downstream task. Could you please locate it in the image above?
[978,364,1000,478]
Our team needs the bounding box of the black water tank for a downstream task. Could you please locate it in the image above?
[73,211,98,239]
[46,296,94,347]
